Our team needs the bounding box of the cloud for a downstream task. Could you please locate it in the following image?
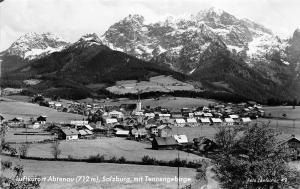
[0,0,299,51]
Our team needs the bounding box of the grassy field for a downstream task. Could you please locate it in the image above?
[263,106,300,120]
[256,118,300,135]
[106,75,196,95]
[79,97,215,111]
[0,97,85,123]
[12,138,204,162]
[1,156,197,189]
[5,128,54,143]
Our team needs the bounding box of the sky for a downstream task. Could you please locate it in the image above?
[0,0,299,51]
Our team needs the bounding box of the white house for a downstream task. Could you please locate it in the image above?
[186,118,198,127]
[203,113,213,118]
[241,117,251,124]
[175,118,186,127]
[108,110,124,119]
[211,118,223,125]
[173,135,189,144]
[106,118,118,125]
[200,118,211,125]
[224,118,235,126]
[71,120,89,126]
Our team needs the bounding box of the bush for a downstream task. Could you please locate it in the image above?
[142,155,157,165]
[108,156,117,163]
[88,154,105,162]
[19,143,30,158]
[118,156,126,163]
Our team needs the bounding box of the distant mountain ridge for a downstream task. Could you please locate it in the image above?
[1,8,300,102]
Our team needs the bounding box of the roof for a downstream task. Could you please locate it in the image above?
[186,118,197,123]
[153,137,178,146]
[229,114,239,119]
[70,120,88,126]
[159,114,171,117]
[200,118,211,123]
[173,135,189,144]
[203,113,213,117]
[277,134,300,144]
[115,130,130,135]
[84,124,94,131]
[145,113,155,117]
[85,129,93,135]
[194,112,203,116]
[106,118,118,124]
[211,118,223,123]
[109,110,123,115]
[225,118,234,123]
[175,119,186,124]
[157,125,172,130]
[78,130,88,135]
[241,117,251,122]
[62,128,79,136]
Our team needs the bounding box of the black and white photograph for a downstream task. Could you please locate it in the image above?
[0,0,300,188]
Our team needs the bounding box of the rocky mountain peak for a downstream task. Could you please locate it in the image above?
[4,32,68,60]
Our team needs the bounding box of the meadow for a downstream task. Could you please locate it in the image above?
[11,138,204,162]
[1,156,197,189]
[0,97,85,122]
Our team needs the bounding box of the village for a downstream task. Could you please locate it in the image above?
[0,94,273,151]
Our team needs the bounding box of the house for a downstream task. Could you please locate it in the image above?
[70,120,89,126]
[105,118,118,125]
[175,118,186,127]
[0,115,4,123]
[193,137,218,153]
[108,110,124,119]
[186,118,198,127]
[27,122,41,129]
[173,135,189,144]
[131,125,148,138]
[144,113,155,118]
[114,128,130,137]
[200,118,211,126]
[159,119,173,126]
[150,126,158,136]
[60,128,79,140]
[211,118,223,125]
[278,134,300,158]
[229,114,240,122]
[241,117,251,124]
[145,118,157,129]
[9,117,24,127]
[203,113,213,118]
[36,115,47,124]
[84,124,94,131]
[152,137,178,150]
[171,112,183,119]
[157,125,172,137]
[194,111,203,118]
[78,130,88,138]
[224,118,235,126]
[158,114,171,120]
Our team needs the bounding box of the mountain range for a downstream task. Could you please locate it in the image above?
[1,8,300,103]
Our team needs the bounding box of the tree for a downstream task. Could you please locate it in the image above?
[1,123,40,188]
[213,122,300,189]
[18,143,30,158]
[51,140,61,159]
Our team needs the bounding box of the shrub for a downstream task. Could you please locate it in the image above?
[19,143,30,158]
[51,140,61,159]
[118,156,126,163]
[88,154,105,162]
[142,155,157,165]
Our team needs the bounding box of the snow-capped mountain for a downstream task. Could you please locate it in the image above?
[3,32,69,60]
[101,7,291,73]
